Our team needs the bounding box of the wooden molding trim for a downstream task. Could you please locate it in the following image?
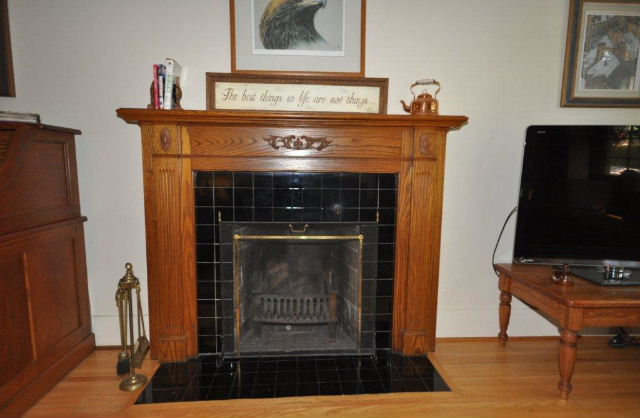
[435,336,563,343]
[118,109,468,129]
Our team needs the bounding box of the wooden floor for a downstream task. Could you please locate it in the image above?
[23,337,640,418]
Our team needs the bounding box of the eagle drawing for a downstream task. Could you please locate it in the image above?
[259,0,329,50]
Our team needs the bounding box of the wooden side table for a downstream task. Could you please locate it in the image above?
[495,263,640,399]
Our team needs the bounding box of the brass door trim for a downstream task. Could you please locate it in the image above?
[234,234,364,241]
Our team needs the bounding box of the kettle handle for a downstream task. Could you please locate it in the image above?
[410,79,441,98]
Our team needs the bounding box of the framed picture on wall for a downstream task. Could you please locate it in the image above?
[561,0,640,107]
[230,0,366,76]
[1,0,15,97]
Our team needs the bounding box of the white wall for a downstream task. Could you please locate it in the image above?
[1,0,637,345]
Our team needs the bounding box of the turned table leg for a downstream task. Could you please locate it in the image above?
[498,290,512,345]
[558,329,578,399]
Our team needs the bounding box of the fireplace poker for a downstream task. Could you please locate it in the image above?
[115,281,130,375]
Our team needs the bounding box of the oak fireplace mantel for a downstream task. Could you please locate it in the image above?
[117,108,467,362]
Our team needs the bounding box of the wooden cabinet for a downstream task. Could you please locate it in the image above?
[0,123,94,418]
[118,109,467,362]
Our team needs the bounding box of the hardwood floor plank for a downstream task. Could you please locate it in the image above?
[23,337,640,418]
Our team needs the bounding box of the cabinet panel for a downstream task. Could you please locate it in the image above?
[0,254,33,384]
[0,127,81,236]
[29,239,81,356]
[0,139,70,212]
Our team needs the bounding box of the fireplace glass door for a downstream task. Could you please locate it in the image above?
[221,223,377,356]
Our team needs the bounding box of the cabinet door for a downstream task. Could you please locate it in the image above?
[28,240,82,356]
[0,223,91,410]
[0,254,34,386]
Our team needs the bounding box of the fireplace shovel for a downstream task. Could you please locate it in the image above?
[132,282,150,368]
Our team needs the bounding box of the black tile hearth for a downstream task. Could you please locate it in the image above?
[135,351,449,404]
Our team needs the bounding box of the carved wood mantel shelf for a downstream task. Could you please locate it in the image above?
[117,109,467,362]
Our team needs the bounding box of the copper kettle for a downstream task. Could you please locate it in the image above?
[401,79,440,115]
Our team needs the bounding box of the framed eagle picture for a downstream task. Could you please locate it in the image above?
[230,0,366,76]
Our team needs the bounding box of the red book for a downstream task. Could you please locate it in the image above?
[152,64,160,109]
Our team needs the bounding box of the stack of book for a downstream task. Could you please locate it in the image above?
[0,111,41,123]
[152,58,181,110]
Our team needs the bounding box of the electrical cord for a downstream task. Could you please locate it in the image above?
[492,206,518,276]
[608,327,639,348]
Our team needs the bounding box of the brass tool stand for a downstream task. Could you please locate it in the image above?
[116,263,149,391]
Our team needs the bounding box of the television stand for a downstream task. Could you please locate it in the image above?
[495,263,640,399]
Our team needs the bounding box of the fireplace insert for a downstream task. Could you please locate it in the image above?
[221,222,378,356]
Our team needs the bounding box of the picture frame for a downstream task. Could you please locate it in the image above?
[230,0,366,76]
[206,72,387,114]
[0,0,15,97]
[561,0,640,107]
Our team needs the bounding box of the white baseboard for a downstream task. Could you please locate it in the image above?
[436,305,558,337]
[91,305,630,346]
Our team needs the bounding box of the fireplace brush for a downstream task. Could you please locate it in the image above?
[115,283,130,375]
[115,263,149,391]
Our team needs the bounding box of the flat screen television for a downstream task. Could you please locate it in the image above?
[513,125,640,283]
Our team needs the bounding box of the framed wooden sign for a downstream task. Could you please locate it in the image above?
[230,0,366,76]
[206,73,387,114]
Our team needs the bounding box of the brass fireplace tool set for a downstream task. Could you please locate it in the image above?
[115,263,150,391]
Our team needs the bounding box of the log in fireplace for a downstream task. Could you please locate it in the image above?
[117,109,467,362]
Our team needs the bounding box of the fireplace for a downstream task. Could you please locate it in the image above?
[117,108,467,362]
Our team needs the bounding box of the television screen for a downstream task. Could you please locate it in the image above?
[513,125,640,267]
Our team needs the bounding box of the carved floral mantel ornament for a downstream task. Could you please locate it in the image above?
[160,128,171,151]
[263,135,332,151]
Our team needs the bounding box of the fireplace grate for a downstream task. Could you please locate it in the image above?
[254,293,336,324]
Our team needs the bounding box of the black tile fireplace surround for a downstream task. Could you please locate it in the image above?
[195,171,398,356]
